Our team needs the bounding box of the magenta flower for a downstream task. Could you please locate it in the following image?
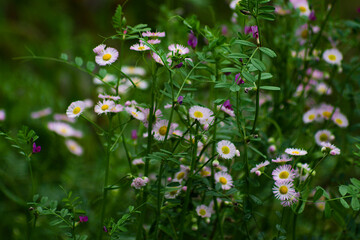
[235,73,244,85]
[244,26,258,39]
[309,11,316,21]
[32,142,41,154]
[177,96,184,105]
[131,130,137,140]
[223,100,233,111]
[103,226,108,232]
[187,31,198,49]
[79,216,88,223]
[174,62,184,68]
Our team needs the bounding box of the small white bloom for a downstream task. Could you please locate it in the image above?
[216,140,236,159]
[323,49,343,65]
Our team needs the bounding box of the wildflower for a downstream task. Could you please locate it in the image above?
[131,177,149,189]
[268,145,277,154]
[31,108,52,119]
[103,226,108,232]
[98,94,121,101]
[332,112,348,128]
[132,158,144,165]
[47,122,82,138]
[138,107,162,127]
[244,25,259,39]
[177,96,184,105]
[121,66,146,76]
[285,148,307,156]
[323,49,343,65]
[140,39,161,45]
[215,172,233,190]
[94,100,116,115]
[303,109,319,123]
[235,73,245,85]
[130,43,150,51]
[110,104,123,113]
[93,44,106,54]
[142,31,165,37]
[196,205,212,218]
[93,74,117,85]
[32,142,41,154]
[152,120,175,141]
[173,165,190,182]
[0,109,5,121]
[297,163,313,181]
[292,0,311,16]
[321,142,340,155]
[65,139,83,156]
[272,165,296,182]
[79,216,88,223]
[273,181,297,201]
[131,130,137,140]
[281,192,300,207]
[318,103,334,120]
[272,154,293,164]
[250,160,270,176]
[188,31,198,49]
[314,130,334,146]
[165,188,180,199]
[125,107,145,121]
[309,10,316,21]
[217,140,236,159]
[189,105,213,123]
[66,101,86,118]
[200,167,211,177]
[168,44,189,55]
[95,46,119,66]
[316,82,332,95]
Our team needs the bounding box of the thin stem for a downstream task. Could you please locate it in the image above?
[155,159,165,238]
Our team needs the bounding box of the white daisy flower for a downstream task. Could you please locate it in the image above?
[321,142,340,155]
[316,82,332,95]
[47,122,82,138]
[31,108,52,119]
[121,66,146,76]
[125,107,145,121]
[332,112,348,128]
[216,140,236,159]
[65,139,83,156]
[314,130,334,146]
[94,100,116,115]
[142,31,165,37]
[93,74,117,85]
[152,52,171,66]
[110,104,123,113]
[196,205,212,218]
[215,172,233,190]
[173,165,190,182]
[303,108,319,123]
[273,181,297,201]
[95,47,119,66]
[293,1,310,16]
[272,154,293,164]
[318,103,334,120]
[53,114,76,123]
[130,43,150,51]
[250,160,270,176]
[131,77,149,90]
[281,191,299,207]
[272,165,296,182]
[200,166,211,177]
[66,101,86,118]
[93,44,106,54]
[189,106,213,123]
[285,148,307,156]
[152,120,175,141]
[165,188,180,199]
[140,39,161,45]
[323,48,343,65]
[138,108,162,127]
[98,94,121,101]
[132,158,144,165]
[168,44,189,55]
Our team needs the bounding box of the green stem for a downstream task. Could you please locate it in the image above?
[155,159,165,238]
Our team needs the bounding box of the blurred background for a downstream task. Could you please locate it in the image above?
[1,0,360,239]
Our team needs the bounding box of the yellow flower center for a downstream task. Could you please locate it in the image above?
[72,107,81,114]
[129,66,135,73]
[323,111,331,118]
[319,133,328,142]
[279,186,288,194]
[219,177,227,185]
[101,104,109,111]
[299,6,307,13]
[177,172,185,180]
[201,170,210,176]
[221,146,230,155]
[132,111,138,117]
[328,54,336,61]
[292,150,300,155]
[199,209,206,216]
[70,145,77,151]
[279,171,289,179]
[194,111,203,118]
[60,128,67,134]
[301,30,308,39]
[335,118,343,125]
[138,46,145,50]
[159,126,167,136]
[102,54,112,61]
[170,190,177,196]
[308,114,315,120]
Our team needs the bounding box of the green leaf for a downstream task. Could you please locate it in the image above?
[99,69,107,78]
[249,194,263,205]
[339,185,348,196]
[227,53,249,59]
[259,47,277,58]
[313,188,323,202]
[276,224,286,234]
[234,40,257,47]
[340,198,350,209]
[33,194,39,202]
[230,84,240,92]
[251,58,266,71]
[242,71,256,82]
[351,197,360,211]
[260,86,280,91]
[258,13,276,21]
[221,67,240,73]
[350,178,360,189]
[86,61,95,71]
[324,202,331,218]
[75,57,83,67]
[60,53,68,61]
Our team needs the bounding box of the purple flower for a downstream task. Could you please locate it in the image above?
[244,26,252,34]
[103,226,108,232]
[32,142,41,154]
[177,96,184,105]
[79,216,88,223]
[221,25,228,36]
[131,130,137,140]
[223,100,233,111]
[224,72,231,76]
[235,73,244,85]
[187,31,198,49]
[309,11,316,21]
[174,62,183,68]
[244,26,259,39]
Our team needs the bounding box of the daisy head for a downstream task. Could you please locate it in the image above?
[140,39,161,45]
[65,139,83,156]
[273,180,297,201]
[98,94,121,101]
[93,74,117,85]
[316,82,332,95]
[94,100,116,115]
[130,43,150,51]
[121,66,146,76]
[318,103,334,120]
[165,188,180,199]
[293,1,310,16]
[152,52,172,66]
[331,112,348,128]
[272,154,293,164]
[168,44,189,55]
[196,205,212,218]
[93,44,106,54]
[323,48,343,65]
[132,158,144,165]
[142,31,165,37]
[321,142,340,155]
[303,108,319,123]
[125,107,145,121]
[152,120,175,141]
[66,101,85,118]
[216,140,236,159]
[250,160,270,176]
[272,165,296,182]
[189,106,213,123]
[285,148,307,156]
[281,191,300,207]
[314,129,334,146]
[174,165,190,182]
[48,122,82,138]
[215,172,233,190]
[200,166,211,177]
[95,46,119,66]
